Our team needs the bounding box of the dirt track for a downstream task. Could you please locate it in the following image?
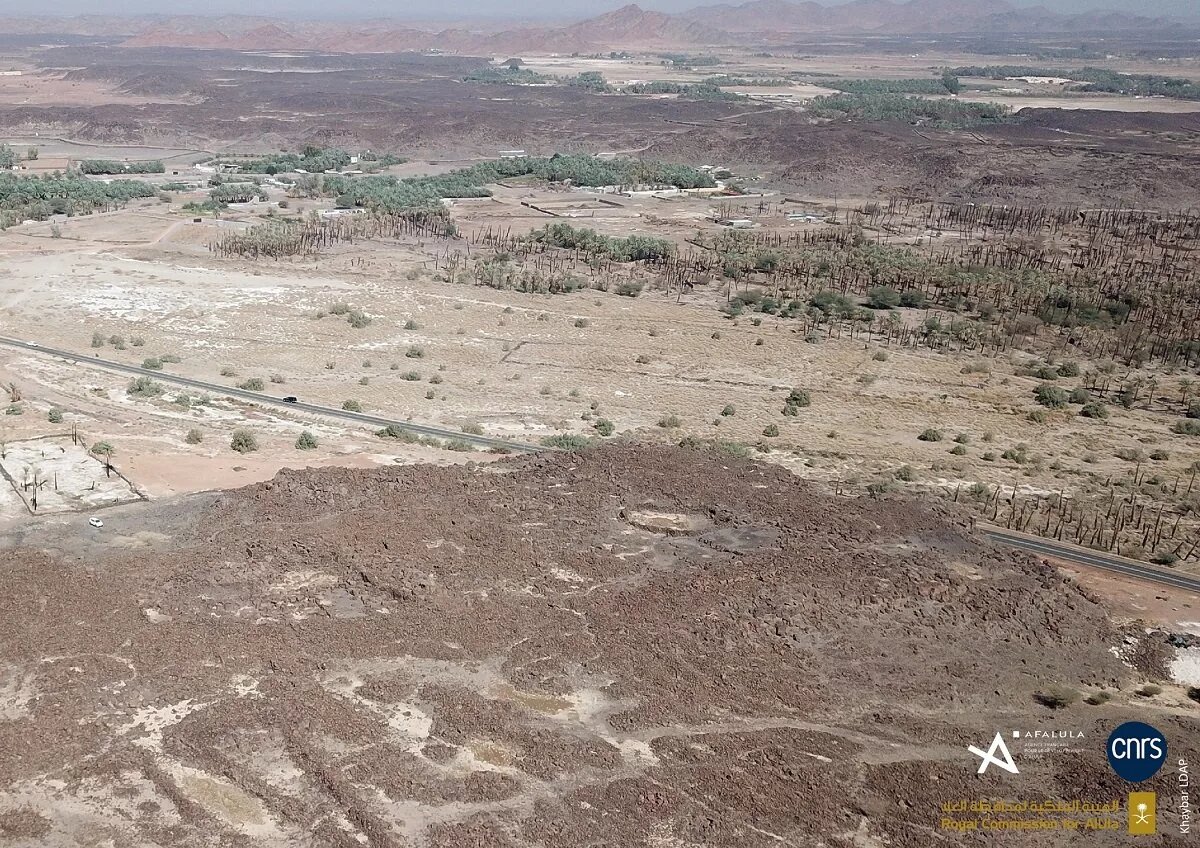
[0,443,1194,846]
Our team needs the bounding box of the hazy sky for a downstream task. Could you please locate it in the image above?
[14,0,1198,21]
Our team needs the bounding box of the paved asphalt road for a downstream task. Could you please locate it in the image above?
[5,337,1200,591]
[0,336,543,454]
[982,525,1200,593]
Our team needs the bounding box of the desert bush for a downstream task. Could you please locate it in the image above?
[720,404,736,417]
[1057,361,1081,377]
[238,378,265,391]
[131,337,145,347]
[47,408,63,423]
[866,286,900,309]
[220,366,237,377]
[1069,387,1091,404]
[894,465,916,481]
[142,357,163,370]
[406,345,426,359]
[403,319,419,330]
[328,302,351,315]
[1081,402,1109,419]
[635,354,652,364]
[295,430,318,450]
[1173,419,1200,436]
[872,350,888,361]
[402,371,421,381]
[715,440,753,459]
[658,414,681,428]
[1136,684,1163,697]
[347,310,371,329]
[342,399,363,412]
[230,429,258,454]
[917,428,943,442]
[91,331,105,348]
[127,376,163,397]
[1150,449,1170,461]
[1034,383,1069,408]
[950,444,967,455]
[462,422,484,435]
[594,418,615,436]
[270,374,285,384]
[1033,686,1079,709]
[574,318,590,328]
[425,389,435,399]
[615,281,642,297]
[185,428,203,444]
[763,423,779,437]
[541,433,591,450]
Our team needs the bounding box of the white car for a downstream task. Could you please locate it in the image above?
[88,517,103,528]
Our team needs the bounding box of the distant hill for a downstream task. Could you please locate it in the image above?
[3,1,1181,53]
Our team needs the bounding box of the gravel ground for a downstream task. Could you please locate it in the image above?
[0,443,1195,846]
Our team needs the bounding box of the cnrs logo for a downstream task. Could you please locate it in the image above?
[1107,721,1167,783]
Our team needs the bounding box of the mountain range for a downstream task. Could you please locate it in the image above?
[8,0,1181,53]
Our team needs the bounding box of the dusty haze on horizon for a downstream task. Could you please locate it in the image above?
[0,0,1195,21]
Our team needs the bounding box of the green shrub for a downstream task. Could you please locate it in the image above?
[1173,419,1200,436]
[594,418,615,436]
[295,430,318,450]
[894,465,916,481]
[866,286,901,309]
[950,444,967,455]
[347,309,371,329]
[1034,383,1069,408]
[917,428,943,442]
[405,346,425,359]
[185,428,203,444]
[220,366,237,377]
[763,424,779,437]
[574,318,590,328]
[1081,402,1109,419]
[404,319,419,330]
[47,408,63,424]
[541,433,591,450]
[658,414,681,428]
[127,376,164,397]
[238,378,265,391]
[342,399,363,412]
[720,404,736,417]
[872,350,888,361]
[1069,387,1091,404]
[142,357,163,370]
[230,429,258,454]
[1057,361,1081,377]
[402,371,421,381]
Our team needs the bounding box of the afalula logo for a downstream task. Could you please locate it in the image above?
[1015,730,1085,740]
